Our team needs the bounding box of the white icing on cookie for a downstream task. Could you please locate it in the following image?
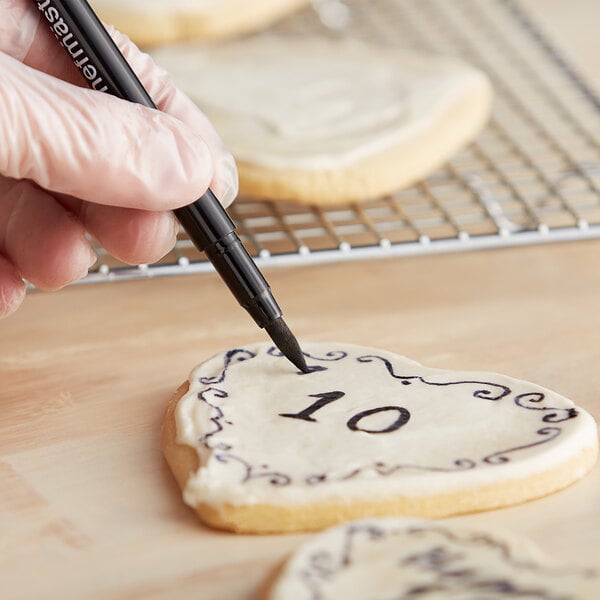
[175,343,598,509]
[151,37,491,170]
[268,518,598,599]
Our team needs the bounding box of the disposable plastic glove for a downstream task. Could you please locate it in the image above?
[0,0,238,317]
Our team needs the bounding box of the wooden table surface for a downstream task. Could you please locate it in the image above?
[2,2,600,599]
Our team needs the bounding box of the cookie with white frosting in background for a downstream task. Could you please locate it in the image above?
[151,37,492,205]
[92,0,310,47]
[264,518,599,599]
[161,342,597,533]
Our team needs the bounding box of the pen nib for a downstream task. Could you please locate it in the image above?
[265,317,308,373]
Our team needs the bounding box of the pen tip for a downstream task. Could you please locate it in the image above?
[265,317,308,373]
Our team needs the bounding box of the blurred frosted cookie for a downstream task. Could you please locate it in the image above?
[152,37,492,205]
[93,0,310,47]
[161,342,597,533]
[265,518,599,599]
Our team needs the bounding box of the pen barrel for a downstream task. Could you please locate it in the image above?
[175,192,282,328]
[38,0,156,107]
[36,0,283,329]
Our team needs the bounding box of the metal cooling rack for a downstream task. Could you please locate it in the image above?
[85,0,600,283]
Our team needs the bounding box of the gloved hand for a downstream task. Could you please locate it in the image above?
[0,0,238,317]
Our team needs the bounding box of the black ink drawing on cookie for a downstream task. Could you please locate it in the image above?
[268,345,347,374]
[190,344,588,489]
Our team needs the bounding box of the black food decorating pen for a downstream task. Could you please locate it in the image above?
[34,0,308,373]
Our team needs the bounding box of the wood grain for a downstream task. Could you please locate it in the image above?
[2,2,600,598]
[2,239,600,599]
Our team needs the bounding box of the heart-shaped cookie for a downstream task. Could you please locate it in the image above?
[162,343,597,533]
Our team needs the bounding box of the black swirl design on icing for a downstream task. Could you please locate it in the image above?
[268,346,347,362]
[198,349,256,384]
[298,551,337,600]
[197,387,230,445]
[195,385,289,485]
[305,474,328,485]
[366,524,595,575]
[340,523,384,566]
[304,460,476,487]
[514,392,579,423]
[268,346,347,374]
[483,427,562,465]
[297,522,597,597]
[304,458,477,486]
[357,354,512,400]
[297,527,385,599]
[349,458,477,478]
[307,550,337,579]
[191,346,581,490]
[214,453,290,486]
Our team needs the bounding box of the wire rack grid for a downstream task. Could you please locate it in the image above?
[85,0,600,284]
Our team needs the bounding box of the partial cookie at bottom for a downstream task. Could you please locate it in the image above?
[264,518,599,599]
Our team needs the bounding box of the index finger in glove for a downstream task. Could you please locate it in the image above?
[0,52,214,211]
[1,1,238,207]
